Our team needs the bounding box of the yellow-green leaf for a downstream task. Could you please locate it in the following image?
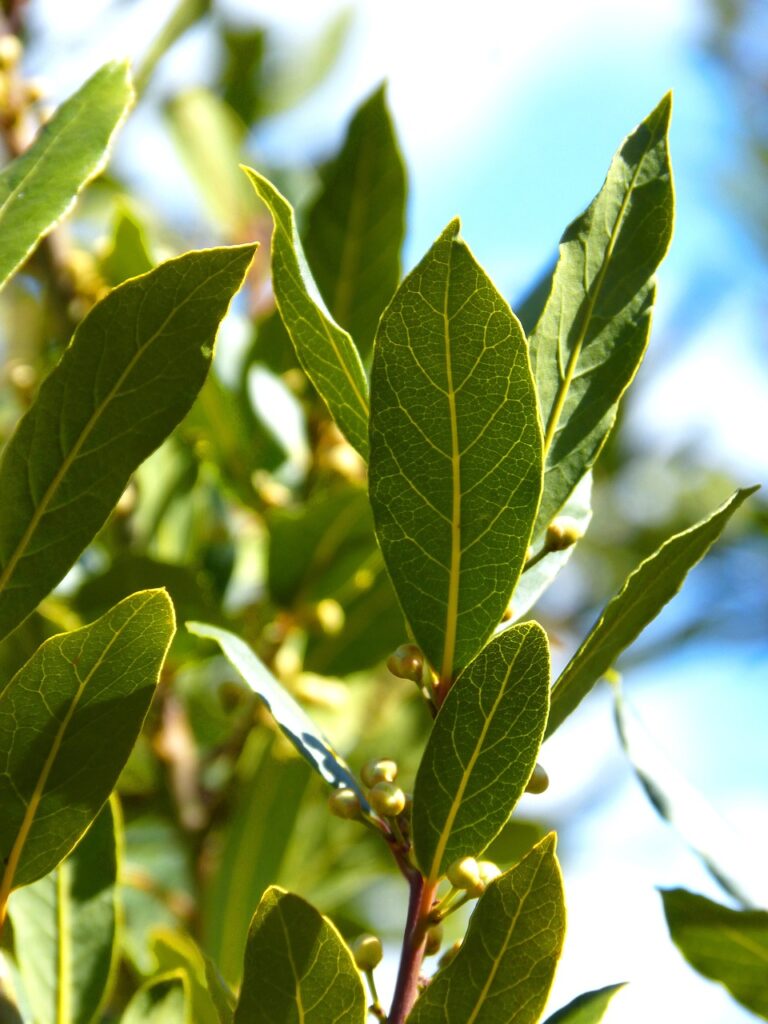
[543,984,626,1024]
[121,971,191,1024]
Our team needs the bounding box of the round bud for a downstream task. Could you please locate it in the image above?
[0,34,22,70]
[525,763,550,795]
[313,598,345,636]
[386,643,424,683]
[438,940,462,970]
[368,781,406,817]
[424,922,443,956]
[545,516,583,552]
[361,758,398,788]
[328,788,362,820]
[352,934,383,972]
[476,860,502,889]
[446,856,481,891]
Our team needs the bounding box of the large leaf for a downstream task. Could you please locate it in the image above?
[304,84,406,360]
[0,244,255,644]
[412,623,550,882]
[546,487,757,738]
[0,590,174,918]
[530,95,673,536]
[186,622,367,807]
[543,984,625,1023]
[8,799,119,1024]
[243,167,370,458]
[407,834,565,1024]
[234,886,366,1024]
[0,61,133,291]
[369,220,542,684]
[662,889,768,1019]
[121,972,190,1024]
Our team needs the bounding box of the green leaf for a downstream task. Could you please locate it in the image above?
[531,95,673,536]
[134,0,211,95]
[413,623,550,881]
[543,984,626,1023]
[546,486,757,738]
[122,971,191,1024]
[304,84,406,360]
[0,243,255,644]
[99,202,155,286]
[407,834,565,1024]
[242,167,370,459]
[185,622,368,807]
[234,886,366,1024]
[0,590,174,913]
[8,799,120,1024]
[0,61,133,291]
[152,928,235,1024]
[662,888,768,1019]
[369,220,542,682]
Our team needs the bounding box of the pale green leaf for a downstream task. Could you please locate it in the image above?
[407,834,565,1024]
[412,623,550,881]
[369,220,542,683]
[531,95,673,536]
[242,167,370,458]
[0,61,133,291]
[543,984,625,1023]
[152,928,235,1024]
[0,591,174,908]
[0,243,255,644]
[8,799,119,1024]
[547,487,757,738]
[121,971,191,1024]
[662,888,768,1019]
[134,0,211,95]
[304,83,406,360]
[234,886,366,1024]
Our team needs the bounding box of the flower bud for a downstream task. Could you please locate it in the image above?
[352,934,383,972]
[446,856,481,891]
[525,763,550,794]
[386,643,424,683]
[328,788,362,820]
[465,859,502,899]
[361,758,398,788]
[439,940,461,969]
[424,922,443,956]
[368,781,406,817]
[313,598,345,636]
[545,516,583,551]
[0,35,22,70]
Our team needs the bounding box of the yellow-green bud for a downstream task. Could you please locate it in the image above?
[328,788,362,820]
[386,643,424,683]
[446,856,481,891]
[439,940,461,969]
[313,598,345,636]
[545,516,583,551]
[352,934,383,971]
[361,758,398,787]
[464,859,502,899]
[0,35,22,69]
[368,781,406,817]
[424,922,443,956]
[525,763,550,794]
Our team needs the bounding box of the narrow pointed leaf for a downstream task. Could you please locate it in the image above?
[369,220,542,681]
[547,486,757,738]
[8,799,120,1024]
[0,61,133,290]
[531,95,673,535]
[0,590,174,907]
[407,834,565,1024]
[234,886,366,1024]
[122,971,191,1024]
[413,623,550,881]
[662,889,768,1019]
[304,84,406,360]
[0,244,255,644]
[543,984,626,1023]
[243,167,370,458]
[186,622,368,808]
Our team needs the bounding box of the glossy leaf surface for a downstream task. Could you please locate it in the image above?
[547,487,757,738]
[0,244,255,644]
[369,220,542,681]
[543,984,625,1023]
[413,623,550,881]
[0,61,133,291]
[121,971,190,1024]
[234,886,366,1024]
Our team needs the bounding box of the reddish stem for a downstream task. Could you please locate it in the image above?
[388,873,438,1024]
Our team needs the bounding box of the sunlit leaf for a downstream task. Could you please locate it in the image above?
[543,984,626,1023]
[121,971,191,1024]
[152,928,235,1024]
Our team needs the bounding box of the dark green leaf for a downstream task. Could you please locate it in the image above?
[407,834,565,1024]
[243,167,370,458]
[662,888,768,1019]
[8,799,120,1024]
[122,971,190,1024]
[547,487,757,738]
[369,220,542,682]
[0,590,174,908]
[413,623,549,881]
[531,95,673,536]
[99,203,155,286]
[543,984,625,1023]
[304,84,406,360]
[234,886,366,1024]
[0,244,255,643]
[0,61,133,291]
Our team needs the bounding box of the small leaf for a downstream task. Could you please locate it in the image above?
[412,623,550,881]
[152,928,235,1024]
[0,61,133,291]
[369,220,542,683]
[304,83,407,360]
[134,0,211,95]
[543,984,626,1023]
[243,167,370,458]
[531,95,673,536]
[8,799,120,1024]
[0,590,174,914]
[662,888,768,1019]
[407,834,565,1024]
[121,971,191,1024]
[234,886,366,1024]
[0,243,256,644]
[186,622,367,807]
[546,486,757,738]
